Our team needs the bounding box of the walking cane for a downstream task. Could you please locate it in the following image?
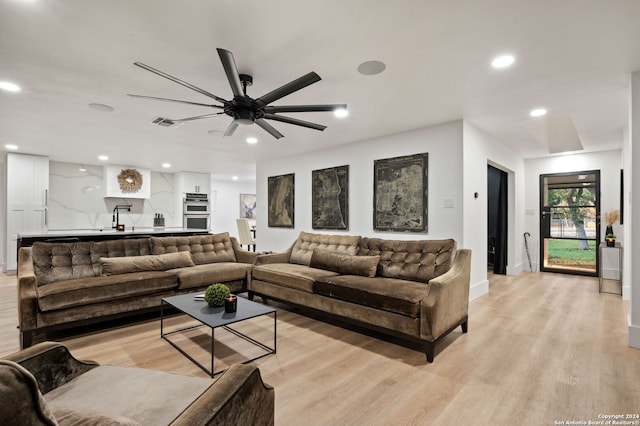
[523,232,533,272]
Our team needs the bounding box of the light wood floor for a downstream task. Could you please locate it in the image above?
[1,271,639,425]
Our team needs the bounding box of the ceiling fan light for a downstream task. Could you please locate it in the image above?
[334,108,348,118]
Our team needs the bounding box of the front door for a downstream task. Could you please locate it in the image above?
[540,171,600,276]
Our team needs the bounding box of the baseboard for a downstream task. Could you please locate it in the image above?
[469,279,488,301]
[628,316,640,349]
[506,263,522,276]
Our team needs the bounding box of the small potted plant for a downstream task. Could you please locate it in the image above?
[204,283,230,307]
[605,233,617,247]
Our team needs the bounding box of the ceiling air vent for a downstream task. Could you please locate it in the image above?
[152,117,178,127]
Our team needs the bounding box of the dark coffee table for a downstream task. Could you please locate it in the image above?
[161,293,276,377]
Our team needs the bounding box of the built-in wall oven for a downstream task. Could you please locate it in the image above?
[183,193,210,230]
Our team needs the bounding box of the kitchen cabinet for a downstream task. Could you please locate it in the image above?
[176,172,211,194]
[5,153,49,272]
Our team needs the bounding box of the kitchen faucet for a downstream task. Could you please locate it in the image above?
[112,204,132,231]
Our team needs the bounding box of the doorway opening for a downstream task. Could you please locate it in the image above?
[539,170,600,276]
[488,165,508,274]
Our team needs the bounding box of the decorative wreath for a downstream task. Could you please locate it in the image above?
[117,168,143,193]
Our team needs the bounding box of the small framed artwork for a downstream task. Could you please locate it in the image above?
[373,152,428,232]
[268,173,295,228]
[312,165,349,230]
[239,193,256,219]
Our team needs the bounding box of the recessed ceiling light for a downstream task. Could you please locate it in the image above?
[162,163,171,168]
[5,144,18,150]
[357,60,386,76]
[98,155,109,161]
[78,165,87,172]
[530,108,547,117]
[88,103,114,112]
[0,81,21,92]
[232,176,239,181]
[491,55,515,69]
[334,108,348,118]
[246,137,258,144]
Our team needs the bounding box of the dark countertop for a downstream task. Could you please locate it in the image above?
[17,228,211,248]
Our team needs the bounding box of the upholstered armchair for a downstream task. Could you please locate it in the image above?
[0,341,274,425]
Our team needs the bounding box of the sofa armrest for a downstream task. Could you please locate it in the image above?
[254,251,291,266]
[420,249,471,341]
[170,364,274,426]
[231,237,259,264]
[4,342,98,395]
[17,247,39,339]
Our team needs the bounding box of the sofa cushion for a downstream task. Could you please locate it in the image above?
[150,233,236,265]
[44,365,213,426]
[0,360,58,426]
[90,239,152,276]
[100,252,195,276]
[310,248,380,277]
[37,272,178,312]
[32,241,95,286]
[252,263,339,293]
[168,263,251,289]
[315,275,429,317]
[289,231,361,266]
[358,238,456,283]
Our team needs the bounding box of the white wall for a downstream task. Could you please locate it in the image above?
[628,71,640,348]
[462,122,526,299]
[0,159,5,268]
[523,149,623,283]
[210,178,256,241]
[256,122,474,278]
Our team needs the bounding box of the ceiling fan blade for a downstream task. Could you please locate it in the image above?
[127,94,224,109]
[263,113,326,131]
[257,72,321,106]
[224,120,239,137]
[255,118,284,139]
[216,49,244,98]
[173,112,226,122]
[134,62,229,105]
[264,104,347,114]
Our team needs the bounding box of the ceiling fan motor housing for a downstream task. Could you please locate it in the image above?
[226,96,263,124]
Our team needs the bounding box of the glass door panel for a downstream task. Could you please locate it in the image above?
[540,171,600,276]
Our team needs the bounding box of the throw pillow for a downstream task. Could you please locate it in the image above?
[100,251,195,276]
[310,248,380,277]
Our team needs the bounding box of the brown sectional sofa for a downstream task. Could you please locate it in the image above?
[250,231,471,362]
[17,232,257,348]
[1,341,274,425]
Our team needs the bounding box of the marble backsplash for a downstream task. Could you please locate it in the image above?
[49,161,179,230]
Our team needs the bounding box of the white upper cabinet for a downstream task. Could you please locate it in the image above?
[176,172,211,194]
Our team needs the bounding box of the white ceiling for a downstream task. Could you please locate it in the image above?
[2,0,640,180]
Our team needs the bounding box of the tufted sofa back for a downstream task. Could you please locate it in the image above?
[358,238,456,283]
[32,238,151,285]
[290,231,361,266]
[150,233,236,265]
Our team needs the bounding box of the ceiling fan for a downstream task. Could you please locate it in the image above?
[128,48,347,139]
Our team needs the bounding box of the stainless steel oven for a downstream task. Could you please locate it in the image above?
[183,193,210,230]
